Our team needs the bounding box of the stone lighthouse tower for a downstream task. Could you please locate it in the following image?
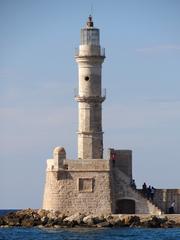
[75,15,105,159]
[42,16,164,216]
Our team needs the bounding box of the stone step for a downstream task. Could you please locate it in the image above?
[114,168,163,214]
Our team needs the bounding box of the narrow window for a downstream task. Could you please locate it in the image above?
[84,76,89,81]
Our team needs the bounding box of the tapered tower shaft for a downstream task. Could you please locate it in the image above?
[75,16,105,159]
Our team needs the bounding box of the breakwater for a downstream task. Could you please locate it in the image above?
[0,209,180,228]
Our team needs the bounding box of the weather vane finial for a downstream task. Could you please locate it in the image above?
[86,14,94,27]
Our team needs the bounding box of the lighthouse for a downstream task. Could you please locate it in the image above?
[75,16,105,159]
[42,16,163,216]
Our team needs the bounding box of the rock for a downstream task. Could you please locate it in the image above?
[0,217,5,226]
[166,215,180,227]
[82,215,105,226]
[46,211,66,226]
[1,209,180,228]
[41,216,49,225]
[96,221,111,228]
[16,209,38,221]
[53,214,66,226]
[105,215,124,226]
[45,218,56,228]
[32,216,42,226]
[63,213,85,226]
[2,209,41,227]
[42,213,66,227]
[47,211,59,219]
[2,211,21,227]
[142,216,168,228]
[20,208,36,217]
[122,216,132,226]
[17,209,41,227]
[162,220,175,228]
[4,217,20,227]
[92,215,105,224]
[128,216,140,227]
[21,217,35,227]
[83,215,94,226]
[38,209,49,218]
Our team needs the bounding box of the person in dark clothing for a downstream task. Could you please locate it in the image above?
[130,179,136,190]
[150,186,155,201]
[147,185,151,200]
[169,200,175,214]
[111,152,116,167]
[142,182,147,196]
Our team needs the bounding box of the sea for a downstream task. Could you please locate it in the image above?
[0,210,180,240]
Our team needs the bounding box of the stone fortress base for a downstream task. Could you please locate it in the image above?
[43,147,180,215]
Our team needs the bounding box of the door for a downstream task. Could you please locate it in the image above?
[116,199,135,214]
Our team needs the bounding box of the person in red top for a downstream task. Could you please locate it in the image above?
[111,152,116,167]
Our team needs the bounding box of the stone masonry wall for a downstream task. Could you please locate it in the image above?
[43,160,112,215]
[153,189,180,214]
[107,149,132,179]
[109,164,161,214]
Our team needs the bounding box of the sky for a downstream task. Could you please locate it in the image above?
[0,0,180,209]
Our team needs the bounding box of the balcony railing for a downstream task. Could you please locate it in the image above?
[75,47,105,57]
[74,88,106,102]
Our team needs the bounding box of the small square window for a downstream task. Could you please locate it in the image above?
[78,178,93,192]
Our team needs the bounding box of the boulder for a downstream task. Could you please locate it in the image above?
[63,213,85,226]
[92,215,105,224]
[128,216,141,227]
[162,220,176,228]
[3,217,20,227]
[53,214,66,226]
[96,221,111,228]
[41,216,49,226]
[1,209,180,228]
[82,215,94,226]
[143,216,167,228]
[83,215,105,226]
[37,209,49,218]
[0,217,5,226]
[45,218,56,228]
[21,217,35,227]
[105,215,124,226]
[47,211,59,220]
[45,210,66,226]
[119,215,130,226]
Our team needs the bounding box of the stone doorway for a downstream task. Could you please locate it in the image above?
[115,199,135,214]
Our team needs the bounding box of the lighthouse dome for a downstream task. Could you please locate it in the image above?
[53,146,66,156]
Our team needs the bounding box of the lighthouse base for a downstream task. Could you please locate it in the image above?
[42,148,168,215]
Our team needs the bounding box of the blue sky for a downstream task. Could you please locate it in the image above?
[0,0,180,209]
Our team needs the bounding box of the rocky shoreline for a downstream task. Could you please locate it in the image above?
[0,209,180,228]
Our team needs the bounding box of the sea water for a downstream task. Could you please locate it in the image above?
[1,227,180,240]
[0,210,180,240]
